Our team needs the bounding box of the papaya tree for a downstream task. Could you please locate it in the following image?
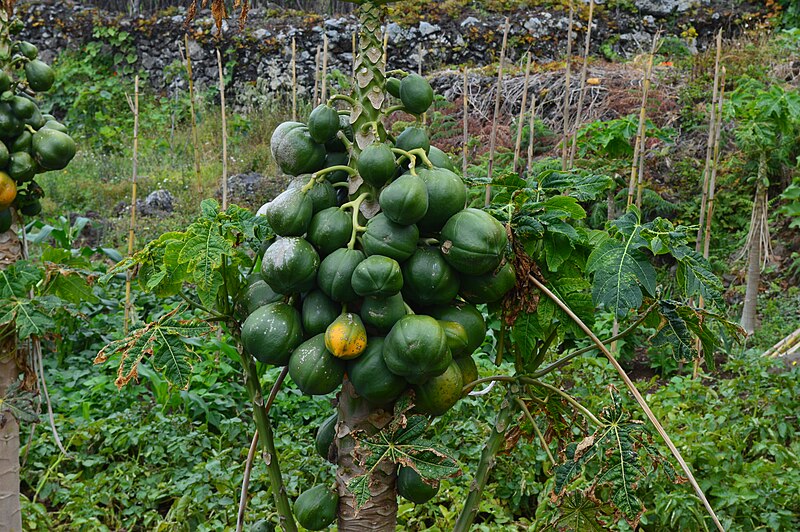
[0,3,78,528]
[729,80,800,334]
[97,1,739,530]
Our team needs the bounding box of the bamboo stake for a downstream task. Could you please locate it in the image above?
[513,52,532,174]
[703,67,726,260]
[352,32,356,77]
[485,17,510,207]
[526,91,537,177]
[217,48,229,210]
[291,37,297,121]
[692,67,726,379]
[322,33,329,103]
[763,327,800,358]
[627,33,658,207]
[184,34,202,193]
[568,0,594,167]
[561,0,574,171]
[462,66,468,179]
[417,42,423,75]
[635,119,647,209]
[124,75,139,335]
[697,30,723,253]
[312,44,321,105]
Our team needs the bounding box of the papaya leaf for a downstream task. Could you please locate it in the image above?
[649,300,696,361]
[0,260,41,298]
[542,490,614,531]
[347,411,459,511]
[0,296,59,339]
[95,306,213,390]
[586,240,656,318]
[43,265,100,305]
[0,381,39,425]
[513,312,545,361]
[553,387,676,528]
[346,475,372,512]
[674,249,724,307]
[541,195,587,220]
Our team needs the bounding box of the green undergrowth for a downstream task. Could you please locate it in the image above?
[21,298,799,530]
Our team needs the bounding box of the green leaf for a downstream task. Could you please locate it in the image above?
[674,249,723,307]
[586,240,656,317]
[346,409,459,512]
[0,381,38,424]
[542,491,614,531]
[552,387,679,528]
[541,196,587,220]
[95,307,213,390]
[346,475,372,511]
[650,300,695,361]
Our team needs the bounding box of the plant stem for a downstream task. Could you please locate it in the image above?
[240,354,297,532]
[533,302,657,377]
[453,387,515,532]
[528,273,725,532]
[236,366,289,532]
[523,378,604,426]
[461,374,516,395]
[515,397,555,466]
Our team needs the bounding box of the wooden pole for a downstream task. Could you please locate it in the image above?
[322,33,329,103]
[627,33,658,207]
[124,75,140,335]
[291,37,297,121]
[184,34,202,193]
[526,91,537,177]
[462,66,469,179]
[703,67,726,260]
[313,44,321,105]
[513,52,532,174]
[560,0,574,171]
[568,0,595,168]
[697,30,723,253]
[217,48,229,211]
[485,17,510,207]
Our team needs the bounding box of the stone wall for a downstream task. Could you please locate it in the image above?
[14,0,767,108]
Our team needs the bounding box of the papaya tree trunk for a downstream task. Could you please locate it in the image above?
[740,152,770,335]
[740,161,768,334]
[0,219,23,532]
[333,2,398,529]
[335,379,397,531]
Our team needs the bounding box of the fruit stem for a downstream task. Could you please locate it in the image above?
[340,192,371,249]
[385,69,408,77]
[382,104,405,115]
[336,130,354,152]
[390,148,417,175]
[329,94,356,107]
[407,148,434,169]
[313,165,357,182]
[460,374,515,395]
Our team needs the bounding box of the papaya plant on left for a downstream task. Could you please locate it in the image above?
[1,2,79,527]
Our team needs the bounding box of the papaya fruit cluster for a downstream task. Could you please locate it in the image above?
[240,72,516,526]
[0,31,76,232]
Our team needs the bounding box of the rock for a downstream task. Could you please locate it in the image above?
[145,189,174,213]
[635,0,696,16]
[419,21,439,37]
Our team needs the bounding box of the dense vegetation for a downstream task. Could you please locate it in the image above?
[2,1,799,531]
